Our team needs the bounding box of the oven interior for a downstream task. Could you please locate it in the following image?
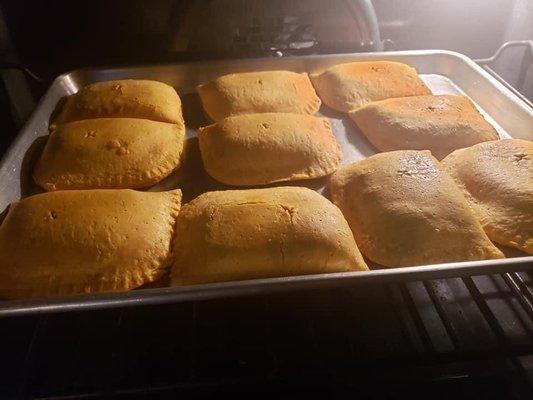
[0,1,532,398]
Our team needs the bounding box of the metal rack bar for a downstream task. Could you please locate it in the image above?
[397,283,435,354]
[389,274,533,363]
[385,283,426,355]
[422,281,461,350]
[2,258,532,318]
[462,277,508,343]
[510,273,533,304]
[475,40,533,108]
[344,0,383,51]
[464,276,533,392]
[501,273,533,321]
[486,275,533,340]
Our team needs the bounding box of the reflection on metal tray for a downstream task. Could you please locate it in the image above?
[0,50,532,316]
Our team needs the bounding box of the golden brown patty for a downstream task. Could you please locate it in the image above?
[171,186,367,285]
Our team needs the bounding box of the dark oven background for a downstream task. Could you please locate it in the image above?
[0,1,532,398]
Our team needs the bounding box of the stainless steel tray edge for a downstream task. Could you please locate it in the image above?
[1,257,532,317]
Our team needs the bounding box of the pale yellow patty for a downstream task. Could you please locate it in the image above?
[0,189,182,299]
[442,139,533,254]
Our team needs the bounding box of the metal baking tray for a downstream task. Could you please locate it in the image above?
[0,50,532,316]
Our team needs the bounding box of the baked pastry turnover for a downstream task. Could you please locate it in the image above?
[197,70,321,121]
[198,113,342,186]
[442,139,533,254]
[34,118,185,190]
[310,61,431,112]
[171,186,368,285]
[51,79,183,127]
[0,189,182,299]
[329,150,504,267]
[349,95,499,160]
